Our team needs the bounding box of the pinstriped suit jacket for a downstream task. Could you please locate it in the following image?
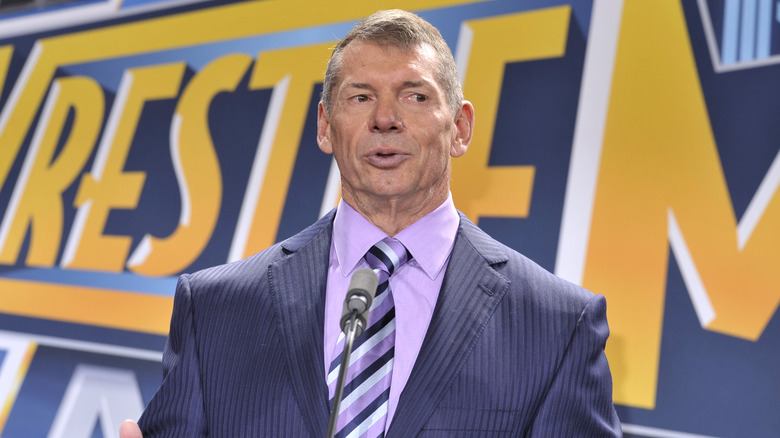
[138,211,621,437]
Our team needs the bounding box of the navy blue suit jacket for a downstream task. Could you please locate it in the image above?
[138,211,621,437]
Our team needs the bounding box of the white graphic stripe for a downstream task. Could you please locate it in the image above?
[555,0,624,284]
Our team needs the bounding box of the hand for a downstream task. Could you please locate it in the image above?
[120,420,143,438]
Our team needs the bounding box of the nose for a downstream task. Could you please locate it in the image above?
[371,97,402,133]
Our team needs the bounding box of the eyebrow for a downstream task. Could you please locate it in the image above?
[402,80,428,89]
[344,82,372,90]
[343,80,432,91]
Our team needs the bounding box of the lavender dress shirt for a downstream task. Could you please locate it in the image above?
[323,194,459,427]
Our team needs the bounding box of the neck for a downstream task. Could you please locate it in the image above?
[342,186,449,236]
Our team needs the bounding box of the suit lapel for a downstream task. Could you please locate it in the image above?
[388,214,510,437]
[269,212,335,436]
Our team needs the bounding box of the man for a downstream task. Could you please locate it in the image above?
[122,9,621,437]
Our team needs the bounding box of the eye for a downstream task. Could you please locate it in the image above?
[412,93,427,103]
[352,94,369,103]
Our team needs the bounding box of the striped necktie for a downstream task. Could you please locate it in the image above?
[327,237,412,438]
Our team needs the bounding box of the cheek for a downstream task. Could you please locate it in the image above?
[331,123,360,153]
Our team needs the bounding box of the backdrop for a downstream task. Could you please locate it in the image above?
[0,0,777,436]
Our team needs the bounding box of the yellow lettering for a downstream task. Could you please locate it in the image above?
[229,43,333,260]
[0,45,11,105]
[0,77,104,266]
[0,1,479,196]
[128,55,252,276]
[452,7,571,221]
[61,63,186,272]
[583,0,780,408]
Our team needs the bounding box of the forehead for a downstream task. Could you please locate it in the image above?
[337,40,439,85]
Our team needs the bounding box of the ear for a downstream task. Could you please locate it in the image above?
[450,100,474,158]
[317,101,333,154]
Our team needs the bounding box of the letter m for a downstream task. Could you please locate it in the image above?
[556,0,780,409]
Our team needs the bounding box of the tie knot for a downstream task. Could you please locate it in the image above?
[365,237,412,278]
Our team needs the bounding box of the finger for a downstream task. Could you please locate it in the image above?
[119,419,143,438]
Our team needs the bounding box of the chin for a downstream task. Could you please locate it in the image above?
[373,182,413,196]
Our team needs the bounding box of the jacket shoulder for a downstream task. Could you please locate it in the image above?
[183,210,335,293]
[455,211,595,310]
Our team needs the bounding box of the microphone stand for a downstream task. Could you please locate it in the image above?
[326,311,360,438]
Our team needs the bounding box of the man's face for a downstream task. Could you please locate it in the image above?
[317,40,473,214]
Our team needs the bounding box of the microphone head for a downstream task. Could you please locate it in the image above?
[341,268,378,336]
[347,268,378,313]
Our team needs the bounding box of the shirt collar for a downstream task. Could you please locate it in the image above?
[332,193,460,279]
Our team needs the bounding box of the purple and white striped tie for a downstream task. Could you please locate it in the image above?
[327,237,412,438]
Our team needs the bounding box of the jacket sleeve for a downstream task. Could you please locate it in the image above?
[137,274,208,437]
[527,294,622,437]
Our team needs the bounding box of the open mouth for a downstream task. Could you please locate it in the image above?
[366,151,406,168]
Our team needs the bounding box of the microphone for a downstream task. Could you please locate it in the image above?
[327,268,378,438]
[340,268,379,337]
